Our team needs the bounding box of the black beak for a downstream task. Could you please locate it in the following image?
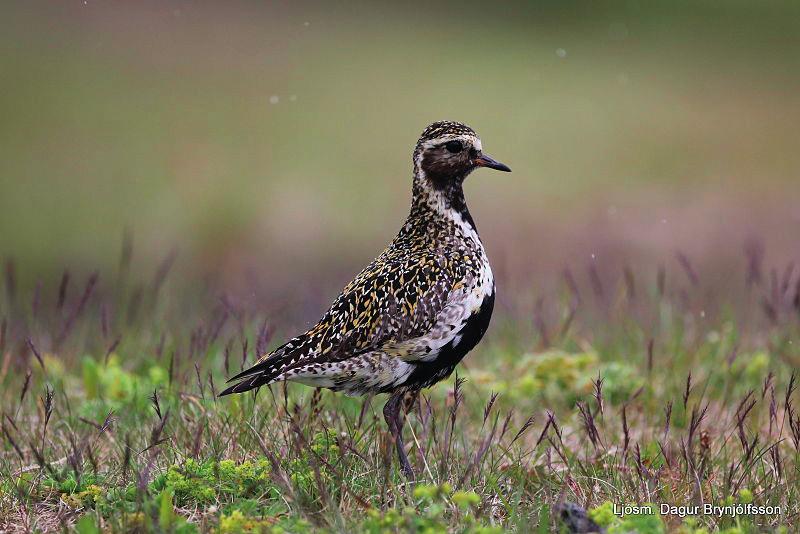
[473,153,511,172]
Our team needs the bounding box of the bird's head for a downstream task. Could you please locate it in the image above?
[413,120,511,189]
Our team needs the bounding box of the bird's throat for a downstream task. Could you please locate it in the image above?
[410,171,475,231]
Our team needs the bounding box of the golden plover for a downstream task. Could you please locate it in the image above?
[220,120,510,477]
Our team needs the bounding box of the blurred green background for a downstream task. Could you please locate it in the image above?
[2,1,799,311]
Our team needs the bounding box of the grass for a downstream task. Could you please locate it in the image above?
[0,243,798,533]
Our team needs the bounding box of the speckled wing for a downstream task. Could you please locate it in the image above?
[219,250,465,394]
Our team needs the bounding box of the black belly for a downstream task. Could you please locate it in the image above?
[402,290,495,390]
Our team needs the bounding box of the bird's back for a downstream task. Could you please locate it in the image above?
[220,206,494,396]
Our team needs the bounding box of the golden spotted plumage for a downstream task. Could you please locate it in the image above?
[220,120,510,477]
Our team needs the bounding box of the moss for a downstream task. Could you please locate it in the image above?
[286,429,340,493]
[60,484,103,509]
[42,472,102,497]
[743,352,770,384]
[468,349,649,408]
[78,354,170,421]
[587,502,666,534]
[609,511,665,534]
[594,361,646,404]
[588,501,616,528]
[157,457,276,507]
[219,510,276,534]
[452,490,480,509]
[358,482,498,533]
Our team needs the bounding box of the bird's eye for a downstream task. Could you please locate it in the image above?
[444,141,463,153]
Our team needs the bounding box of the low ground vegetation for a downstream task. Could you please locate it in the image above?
[0,251,798,532]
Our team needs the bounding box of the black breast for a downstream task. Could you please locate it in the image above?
[402,290,495,390]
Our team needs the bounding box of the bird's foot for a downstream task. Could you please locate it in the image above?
[398,450,415,479]
[394,431,415,479]
[385,391,416,480]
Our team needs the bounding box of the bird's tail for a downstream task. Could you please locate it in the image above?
[218,354,291,396]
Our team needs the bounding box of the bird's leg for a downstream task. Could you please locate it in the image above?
[383,391,414,478]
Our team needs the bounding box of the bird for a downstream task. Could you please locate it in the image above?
[220,120,510,477]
